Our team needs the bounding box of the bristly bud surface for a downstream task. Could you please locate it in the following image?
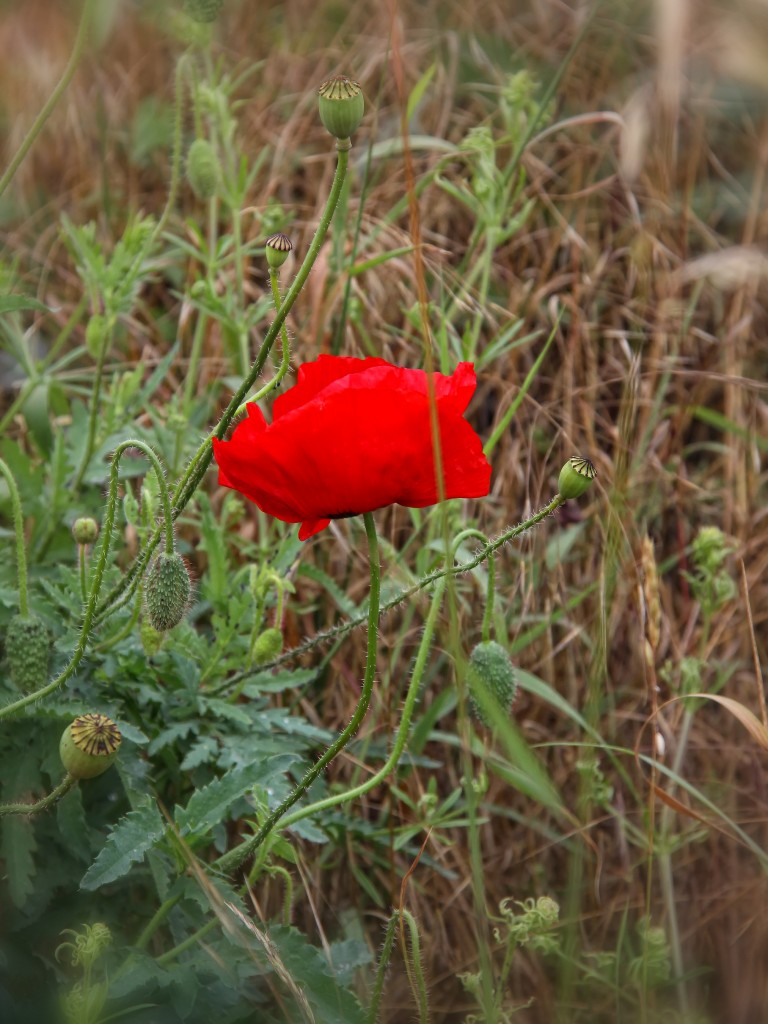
[5,613,50,690]
[145,552,191,632]
[467,641,518,727]
[318,76,364,140]
[186,138,220,199]
[72,517,99,545]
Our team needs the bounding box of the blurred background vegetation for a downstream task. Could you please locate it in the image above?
[1,0,767,1021]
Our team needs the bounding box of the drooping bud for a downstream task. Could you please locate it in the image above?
[251,627,283,666]
[318,76,364,140]
[186,139,220,200]
[467,641,518,727]
[557,456,596,500]
[265,233,293,271]
[5,613,50,690]
[59,714,122,780]
[144,552,191,631]
[85,315,107,359]
[72,518,99,545]
[184,0,224,22]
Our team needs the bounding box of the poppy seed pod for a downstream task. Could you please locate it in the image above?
[184,0,224,22]
[318,76,364,140]
[467,641,518,727]
[265,233,293,270]
[145,552,191,632]
[186,139,220,199]
[72,517,99,545]
[251,627,283,666]
[5,613,50,690]
[557,456,596,500]
[59,714,122,780]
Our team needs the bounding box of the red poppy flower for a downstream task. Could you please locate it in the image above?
[213,355,491,540]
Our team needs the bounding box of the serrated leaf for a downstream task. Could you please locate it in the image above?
[176,755,297,836]
[1,816,37,908]
[80,796,165,890]
[180,735,219,770]
[0,295,53,314]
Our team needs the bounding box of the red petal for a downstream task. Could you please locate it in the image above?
[299,518,332,540]
[273,354,390,420]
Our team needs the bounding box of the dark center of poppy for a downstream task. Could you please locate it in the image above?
[328,512,357,520]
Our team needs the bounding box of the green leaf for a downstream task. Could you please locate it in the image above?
[80,795,165,890]
[1,816,37,908]
[0,295,52,315]
[175,755,297,836]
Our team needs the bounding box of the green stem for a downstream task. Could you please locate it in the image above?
[281,576,445,830]
[0,0,95,197]
[214,509,379,876]
[400,908,430,1024]
[0,458,30,617]
[72,317,114,491]
[79,544,87,604]
[93,142,350,623]
[367,911,399,1024]
[0,440,171,720]
[220,495,564,693]
[0,774,77,816]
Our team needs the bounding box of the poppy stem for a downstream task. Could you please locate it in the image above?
[213,510,380,876]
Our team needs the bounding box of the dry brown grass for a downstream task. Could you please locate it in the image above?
[2,0,768,1020]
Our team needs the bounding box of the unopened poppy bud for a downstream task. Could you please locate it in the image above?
[59,714,121,780]
[184,0,224,22]
[265,233,293,270]
[557,456,596,500]
[186,139,220,199]
[318,76,364,140]
[72,517,99,545]
[5,614,50,690]
[251,627,282,666]
[467,641,518,727]
[145,552,191,631]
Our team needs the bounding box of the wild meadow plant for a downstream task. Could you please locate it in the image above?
[0,4,602,1016]
[7,2,762,1022]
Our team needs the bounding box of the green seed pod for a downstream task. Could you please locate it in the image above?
[59,714,121,780]
[5,613,50,690]
[265,233,293,270]
[72,517,99,545]
[184,0,224,22]
[467,641,518,727]
[186,138,220,200]
[557,456,596,500]
[318,76,364,140]
[145,552,191,632]
[251,627,283,666]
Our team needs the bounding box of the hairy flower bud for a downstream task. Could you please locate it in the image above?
[5,613,50,690]
[184,0,224,22]
[59,714,122,780]
[557,456,596,500]
[186,139,220,199]
[467,641,518,727]
[145,552,191,631]
[72,517,99,545]
[318,76,364,140]
[85,315,107,359]
[265,233,293,270]
[251,627,283,666]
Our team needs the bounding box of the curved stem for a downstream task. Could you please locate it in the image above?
[0,440,171,720]
[0,774,77,816]
[235,269,292,415]
[72,317,113,491]
[0,0,95,198]
[214,509,379,875]
[0,458,30,617]
[281,576,445,830]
